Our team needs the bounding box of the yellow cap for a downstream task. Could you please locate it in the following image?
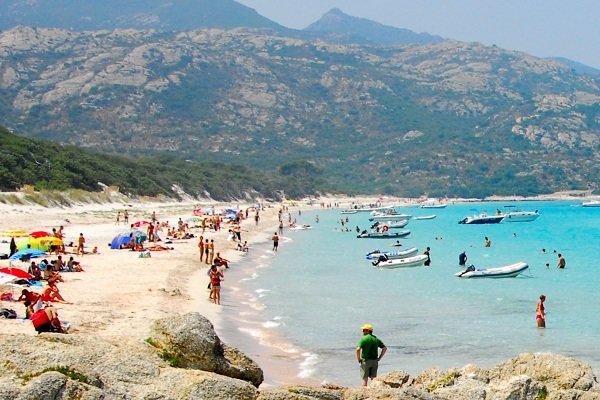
[361,324,373,331]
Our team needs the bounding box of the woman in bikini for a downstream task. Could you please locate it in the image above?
[209,265,224,305]
[536,294,546,328]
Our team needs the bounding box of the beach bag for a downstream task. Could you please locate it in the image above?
[139,250,151,258]
[0,308,17,319]
[30,309,50,329]
[0,292,13,301]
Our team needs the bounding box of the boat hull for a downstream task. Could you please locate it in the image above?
[369,214,412,222]
[365,247,419,260]
[459,215,504,224]
[455,262,529,278]
[502,211,539,222]
[357,230,411,239]
[373,254,429,269]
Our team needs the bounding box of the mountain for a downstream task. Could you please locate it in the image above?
[303,8,444,46]
[0,0,290,33]
[1,26,600,197]
[548,57,600,76]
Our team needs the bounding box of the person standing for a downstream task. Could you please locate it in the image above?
[459,251,467,266]
[208,239,215,264]
[485,237,491,247]
[115,211,121,225]
[356,324,387,387]
[209,264,224,305]
[423,246,431,266]
[124,210,129,224]
[557,253,566,269]
[198,236,205,263]
[9,237,17,257]
[536,294,546,328]
[76,233,85,256]
[204,239,210,265]
[272,232,279,252]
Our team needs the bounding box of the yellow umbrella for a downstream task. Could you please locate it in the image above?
[17,236,63,251]
[0,229,28,238]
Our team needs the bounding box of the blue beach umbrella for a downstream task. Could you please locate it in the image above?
[9,248,47,261]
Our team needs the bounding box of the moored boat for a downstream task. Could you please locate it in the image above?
[365,247,419,260]
[357,230,411,239]
[502,210,540,222]
[413,215,436,220]
[372,254,429,269]
[455,262,529,278]
[371,220,409,229]
[340,209,358,214]
[582,200,600,207]
[369,211,412,222]
[458,212,504,224]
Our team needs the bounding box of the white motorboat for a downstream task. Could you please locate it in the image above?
[421,203,447,209]
[371,220,409,229]
[372,254,429,269]
[369,211,412,222]
[458,212,504,224]
[455,262,529,278]
[582,200,600,207]
[502,210,540,222]
[357,229,411,239]
[340,209,358,214]
[365,247,419,260]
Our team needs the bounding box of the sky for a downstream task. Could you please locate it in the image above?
[236,0,600,69]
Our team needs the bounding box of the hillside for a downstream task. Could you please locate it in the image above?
[0,125,329,200]
[304,8,444,46]
[1,27,600,197]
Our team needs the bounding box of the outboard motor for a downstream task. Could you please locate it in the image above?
[458,218,467,224]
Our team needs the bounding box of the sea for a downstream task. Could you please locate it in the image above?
[214,201,600,387]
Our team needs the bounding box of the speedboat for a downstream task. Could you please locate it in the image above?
[455,262,529,278]
[458,212,504,224]
[372,254,429,269]
[582,200,600,207]
[289,224,312,230]
[370,220,409,229]
[502,210,540,222]
[340,209,358,214]
[421,203,447,209]
[357,230,411,239]
[365,247,419,260]
[369,211,412,222]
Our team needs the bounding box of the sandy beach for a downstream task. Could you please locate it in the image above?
[0,198,309,384]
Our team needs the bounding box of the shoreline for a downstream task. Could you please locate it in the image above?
[0,194,597,388]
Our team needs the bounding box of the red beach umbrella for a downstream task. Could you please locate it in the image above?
[0,267,33,279]
[132,220,151,228]
[29,231,52,238]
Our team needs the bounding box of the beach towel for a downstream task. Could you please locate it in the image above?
[0,308,17,319]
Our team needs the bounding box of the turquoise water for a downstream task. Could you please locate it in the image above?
[224,201,600,386]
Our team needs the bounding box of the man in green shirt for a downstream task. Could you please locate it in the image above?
[356,323,387,386]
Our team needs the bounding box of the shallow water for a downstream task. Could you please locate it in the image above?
[214,201,600,386]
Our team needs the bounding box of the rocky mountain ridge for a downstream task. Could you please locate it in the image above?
[1,26,600,196]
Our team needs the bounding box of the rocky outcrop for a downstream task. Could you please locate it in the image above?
[149,312,264,387]
[0,313,599,400]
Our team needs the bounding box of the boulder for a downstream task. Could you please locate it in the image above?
[257,384,343,400]
[149,312,264,387]
[371,370,412,388]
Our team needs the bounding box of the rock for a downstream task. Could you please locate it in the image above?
[149,312,264,387]
[257,384,343,400]
[371,370,412,388]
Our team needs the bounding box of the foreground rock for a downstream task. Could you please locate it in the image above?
[0,312,599,399]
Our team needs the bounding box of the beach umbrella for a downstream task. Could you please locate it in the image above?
[9,248,47,261]
[0,267,33,279]
[0,229,28,238]
[130,230,147,241]
[192,208,205,216]
[132,220,150,228]
[29,231,52,238]
[111,233,132,249]
[16,236,62,251]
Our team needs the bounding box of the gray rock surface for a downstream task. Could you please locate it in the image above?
[149,312,264,387]
[1,312,599,400]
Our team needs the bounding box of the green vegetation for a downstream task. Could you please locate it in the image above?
[159,349,181,368]
[426,370,461,392]
[0,126,331,200]
[536,386,548,400]
[22,366,90,385]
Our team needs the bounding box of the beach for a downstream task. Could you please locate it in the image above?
[2,193,600,389]
[0,197,310,385]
